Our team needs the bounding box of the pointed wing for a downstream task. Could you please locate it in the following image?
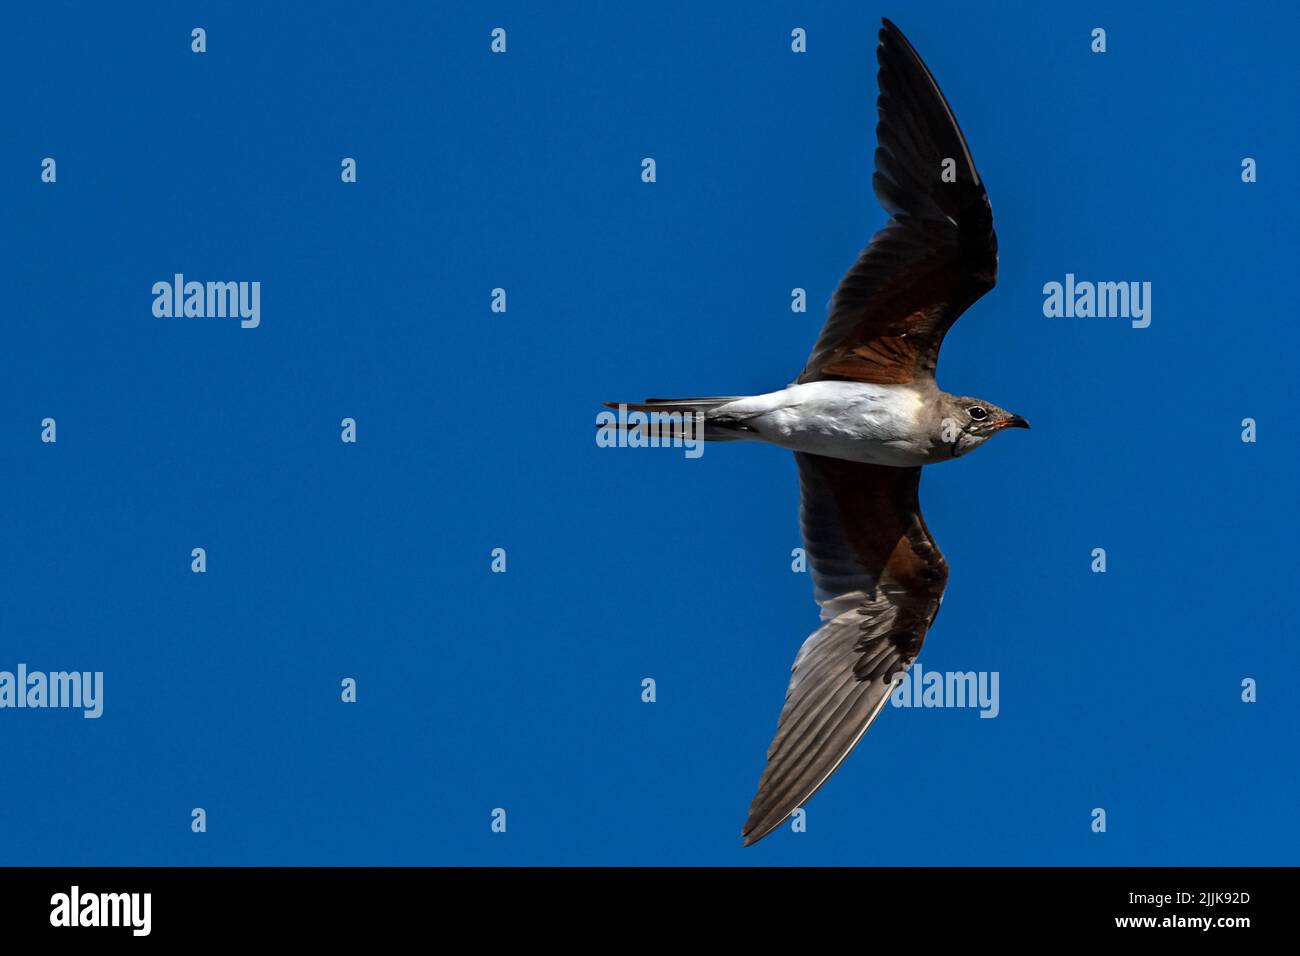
[741,453,948,846]
[799,17,997,387]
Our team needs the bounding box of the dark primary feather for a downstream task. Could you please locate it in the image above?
[799,17,998,387]
[741,454,948,846]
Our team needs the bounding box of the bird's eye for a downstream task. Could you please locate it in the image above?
[968,406,988,421]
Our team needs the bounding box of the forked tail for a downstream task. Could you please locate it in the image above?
[600,396,752,442]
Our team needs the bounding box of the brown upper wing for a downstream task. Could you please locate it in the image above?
[799,18,997,386]
[741,453,948,846]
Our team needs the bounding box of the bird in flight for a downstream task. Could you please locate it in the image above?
[605,18,1028,846]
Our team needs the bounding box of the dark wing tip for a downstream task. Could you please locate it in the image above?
[877,18,926,77]
[866,16,998,297]
[873,18,987,212]
[878,17,905,47]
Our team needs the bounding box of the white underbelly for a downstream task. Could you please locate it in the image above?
[772,428,927,465]
[718,381,931,466]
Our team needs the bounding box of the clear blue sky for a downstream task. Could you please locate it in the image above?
[2,0,1296,865]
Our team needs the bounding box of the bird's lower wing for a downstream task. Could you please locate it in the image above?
[742,593,917,845]
[741,454,947,847]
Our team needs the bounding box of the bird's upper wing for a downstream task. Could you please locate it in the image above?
[741,452,948,846]
[799,18,997,387]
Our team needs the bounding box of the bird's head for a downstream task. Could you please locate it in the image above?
[936,395,1029,458]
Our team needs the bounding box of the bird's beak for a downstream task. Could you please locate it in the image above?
[996,415,1030,430]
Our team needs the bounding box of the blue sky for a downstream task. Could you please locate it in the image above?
[1,1,1296,865]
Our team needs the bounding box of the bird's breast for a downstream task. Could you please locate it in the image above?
[744,381,931,465]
